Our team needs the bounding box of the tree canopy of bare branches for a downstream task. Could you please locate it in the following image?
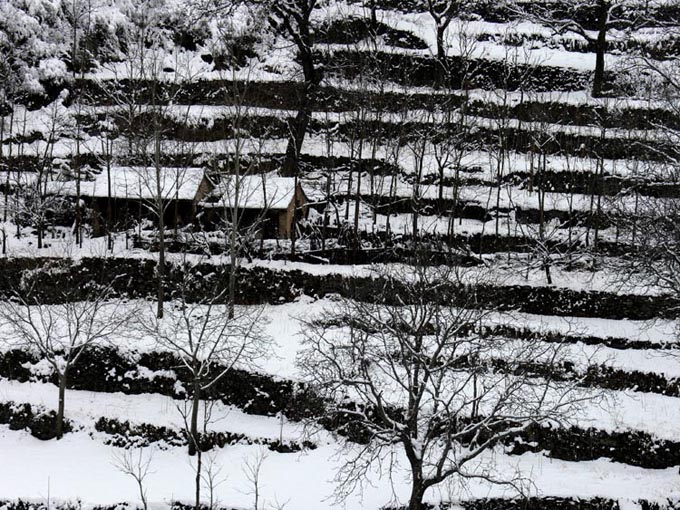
[517,0,654,97]
[141,262,271,460]
[298,261,593,510]
[0,261,134,438]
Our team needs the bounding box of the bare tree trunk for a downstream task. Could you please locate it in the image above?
[155,134,165,319]
[435,25,448,88]
[282,106,311,178]
[174,179,180,239]
[594,157,604,251]
[37,220,43,249]
[189,378,201,456]
[1,108,6,224]
[495,154,504,237]
[194,447,202,510]
[280,17,319,177]
[353,144,363,246]
[407,470,425,510]
[592,1,609,98]
[322,170,331,255]
[368,0,377,26]
[291,175,299,256]
[538,153,552,284]
[72,2,84,248]
[228,237,237,320]
[229,154,240,319]
[13,109,19,239]
[106,144,113,251]
[345,160,353,222]
[156,229,165,320]
[632,184,639,246]
[75,136,82,247]
[56,371,68,440]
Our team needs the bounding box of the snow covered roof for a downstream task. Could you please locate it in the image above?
[205,175,302,211]
[47,167,208,201]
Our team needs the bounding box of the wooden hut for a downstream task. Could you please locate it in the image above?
[49,166,213,233]
[202,175,309,239]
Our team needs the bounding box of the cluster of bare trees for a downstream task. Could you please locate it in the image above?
[0,256,596,510]
[1,0,672,265]
[611,27,680,298]
[0,253,272,508]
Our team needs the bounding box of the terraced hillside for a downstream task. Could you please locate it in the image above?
[0,0,679,509]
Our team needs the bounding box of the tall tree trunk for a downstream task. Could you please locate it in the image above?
[228,226,237,319]
[106,145,113,251]
[156,215,165,317]
[281,42,318,177]
[1,109,8,225]
[369,0,377,27]
[228,200,238,320]
[408,472,426,510]
[353,140,363,247]
[75,136,82,247]
[592,2,609,98]
[345,161,353,221]
[72,2,83,247]
[435,25,448,88]
[281,104,312,178]
[155,134,165,319]
[322,169,331,255]
[291,175,299,255]
[37,220,43,249]
[495,156,504,237]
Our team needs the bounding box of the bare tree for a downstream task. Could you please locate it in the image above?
[0,263,133,438]
[201,450,227,510]
[298,260,593,510]
[425,0,475,87]
[85,111,119,252]
[265,0,322,177]
[142,262,271,464]
[139,256,271,507]
[483,34,537,239]
[242,449,268,510]
[10,97,71,250]
[0,30,18,230]
[96,1,170,316]
[0,0,55,231]
[517,0,653,97]
[112,448,154,510]
[199,0,322,177]
[63,0,97,248]
[179,399,222,510]
[404,113,432,244]
[212,167,276,317]
[512,94,569,285]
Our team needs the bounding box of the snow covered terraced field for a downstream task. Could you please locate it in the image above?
[1,0,680,509]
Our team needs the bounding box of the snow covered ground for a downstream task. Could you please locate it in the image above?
[0,224,667,296]
[1,428,676,510]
